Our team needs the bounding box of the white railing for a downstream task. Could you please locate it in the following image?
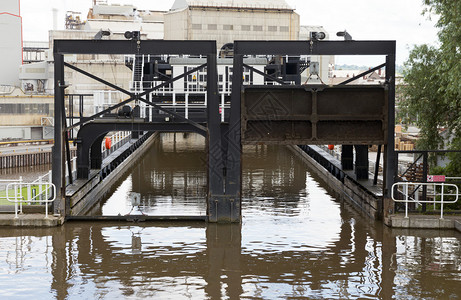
[392,182,459,219]
[1,171,56,218]
[102,131,131,154]
[0,177,24,205]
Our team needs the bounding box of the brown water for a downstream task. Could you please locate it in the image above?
[1,133,461,299]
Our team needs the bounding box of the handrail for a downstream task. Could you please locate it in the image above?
[6,182,56,219]
[391,182,459,219]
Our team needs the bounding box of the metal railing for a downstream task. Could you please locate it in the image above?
[102,131,132,158]
[391,182,459,219]
[0,177,23,205]
[1,172,56,218]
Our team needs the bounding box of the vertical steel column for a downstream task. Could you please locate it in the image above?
[341,145,354,170]
[206,54,226,222]
[52,53,65,215]
[220,53,244,222]
[354,145,369,180]
[383,54,396,221]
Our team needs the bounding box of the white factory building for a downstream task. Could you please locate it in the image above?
[164,0,300,46]
[0,0,22,87]
[0,0,331,140]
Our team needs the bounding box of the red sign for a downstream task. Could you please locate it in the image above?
[427,175,445,182]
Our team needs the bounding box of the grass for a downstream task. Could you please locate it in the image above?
[0,185,50,206]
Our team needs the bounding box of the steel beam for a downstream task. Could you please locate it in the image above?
[384,55,396,197]
[339,63,386,85]
[52,53,65,215]
[341,145,353,170]
[354,145,369,180]
[234,40,396,56]
[76,121,207,179]
[206,54,228,221]
[54,40,216,55]
[226,55,243,210]
[241,85,387,144]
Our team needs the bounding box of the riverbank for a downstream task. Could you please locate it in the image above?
[289,145,461,232]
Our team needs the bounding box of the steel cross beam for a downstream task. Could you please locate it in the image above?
[233,40,396,56]
[54,39,217,55]
[65,63,207,130]
[339,63,386,85]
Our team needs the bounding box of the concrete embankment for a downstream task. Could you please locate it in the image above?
[0,214,64,227]
[66,132,159,216]
[389,214,461,231]
[289,145,461,233]
[0,133,158,227]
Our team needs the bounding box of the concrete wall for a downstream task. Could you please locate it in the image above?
[0,95,53,126]
[0,126,31,140]
[163,9,188,40]
[164,7,300,48]
[64,62,132,95]
[0,0,22,86]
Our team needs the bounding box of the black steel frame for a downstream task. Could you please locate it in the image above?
[53,40,224,221]
[54,38,396,223]
[229,40,396,220]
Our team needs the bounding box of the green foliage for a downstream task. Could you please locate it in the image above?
[400,0,461,169]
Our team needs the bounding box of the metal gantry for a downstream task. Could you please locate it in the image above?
[53,38,396,222]
[229,40,396,220]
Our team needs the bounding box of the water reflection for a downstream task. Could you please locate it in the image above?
[1,134,461,299]
[2,219,461,299]
[101,133,207,216]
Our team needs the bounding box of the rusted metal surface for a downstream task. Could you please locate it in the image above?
[242,85,387,145]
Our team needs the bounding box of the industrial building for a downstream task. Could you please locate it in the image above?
[0,0,331,141]
[164,0,300,46]
[0,0,22,87]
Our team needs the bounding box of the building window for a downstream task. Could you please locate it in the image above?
[223,25,233,30]
[241,25,251,31]
[192,24,202,30]
[208,24,217,30]
[253,25,263,31]
[280,26,289,32]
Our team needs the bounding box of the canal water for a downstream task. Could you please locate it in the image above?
[1,133,461,299]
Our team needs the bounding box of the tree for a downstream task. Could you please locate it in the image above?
[400,0,461,168]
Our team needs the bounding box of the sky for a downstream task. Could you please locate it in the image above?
[19,0,440,66]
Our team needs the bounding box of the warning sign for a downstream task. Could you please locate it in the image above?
[427,175,446,182]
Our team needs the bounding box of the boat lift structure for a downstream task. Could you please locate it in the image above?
[53,38,396,223]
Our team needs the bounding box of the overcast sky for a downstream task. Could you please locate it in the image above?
[20,0,439,66]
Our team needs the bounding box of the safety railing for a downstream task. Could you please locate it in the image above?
[0,177,24,206]
[6,180,56,219]
[1,171,56,218]
[102,131,132,158]
[391,182,459,219]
